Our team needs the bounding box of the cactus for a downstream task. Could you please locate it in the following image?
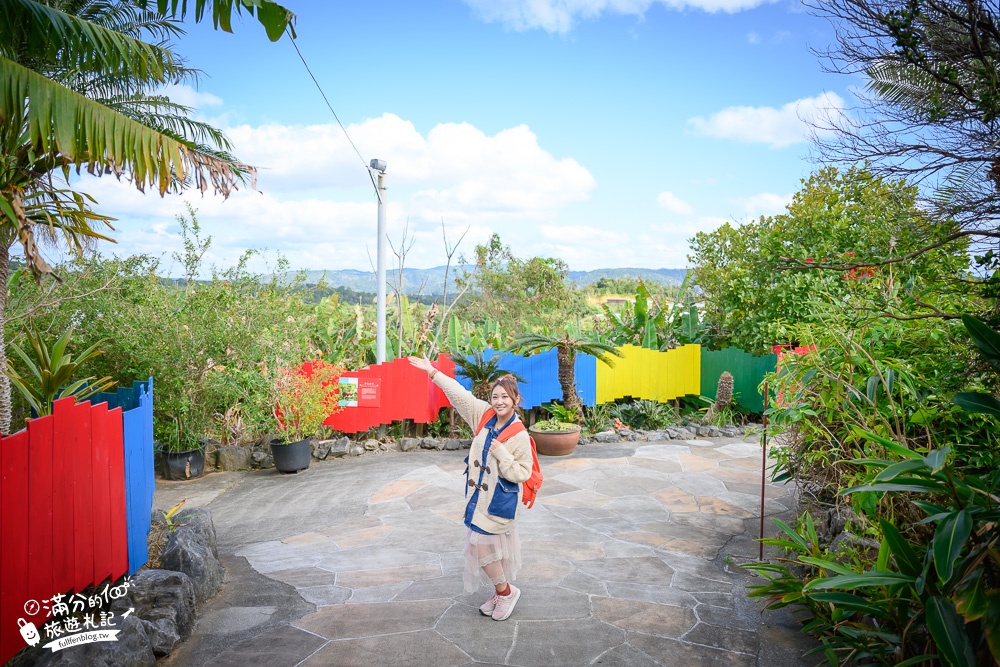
[704,371,734,425]
[716,371,733,408]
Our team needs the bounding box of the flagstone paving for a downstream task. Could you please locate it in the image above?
[158,435,817,666]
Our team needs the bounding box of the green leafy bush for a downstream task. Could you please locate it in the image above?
[609,399,677,430]
[747,433,1000,666]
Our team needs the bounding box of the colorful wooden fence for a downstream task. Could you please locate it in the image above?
[701,348,778,413]
[0,379,154,665]
[329,345,775,432]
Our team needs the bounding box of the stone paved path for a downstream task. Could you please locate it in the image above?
[158,436,816,666]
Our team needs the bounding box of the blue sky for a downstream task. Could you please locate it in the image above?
[76,0,854,275]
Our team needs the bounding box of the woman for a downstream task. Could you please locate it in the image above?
[408,355,534,621]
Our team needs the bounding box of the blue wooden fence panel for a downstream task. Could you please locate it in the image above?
[456,350,597,410]
[120,378,154,574]
[575,354,597,407]
[91,379,148,413]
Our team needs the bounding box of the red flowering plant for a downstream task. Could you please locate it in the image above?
[273,359,345,444]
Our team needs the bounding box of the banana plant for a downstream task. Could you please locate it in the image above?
[5,325,116,418]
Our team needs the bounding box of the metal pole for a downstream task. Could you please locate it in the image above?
[759,380,769,561]
[375,168,387,364]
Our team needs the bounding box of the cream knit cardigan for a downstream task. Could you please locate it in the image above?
[433,372,534,534]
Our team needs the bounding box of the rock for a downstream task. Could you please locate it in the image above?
[592,430,620,443]
[362,439,381,452]
[420,437,443,450]
[646,430,671,441]
[9,613,156,667]
[251,450,273,469]
[399,437,421,452]
[460,439,473,449]
[349,444,365,456]
[215,445,253,471]
[720,426,738,437]
[159,508,223,604]
[327,437,351,458]
[381,439,402,452]
[696,426,713,437]
[312,439,334,460]
[707,426,722,437]
[444,439,462,451]
[623,430,644,441]
[110,569,196,657]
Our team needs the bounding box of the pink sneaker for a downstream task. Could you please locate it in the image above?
[479,592,499,616]
[491,585,520,621]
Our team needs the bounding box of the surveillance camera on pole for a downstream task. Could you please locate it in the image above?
[371,159,387,364]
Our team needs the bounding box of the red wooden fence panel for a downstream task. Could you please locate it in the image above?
[72,400,95,595]
[91,402,113,585]
[325,355,456,433]
[0,430,29,666]
[107,405,129,582]
[0,396,136,665]
[50,398,76,612]
[25,414,54,624]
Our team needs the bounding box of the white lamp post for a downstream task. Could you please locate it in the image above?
[370,159,387,364]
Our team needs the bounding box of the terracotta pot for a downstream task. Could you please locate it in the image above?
[528,425,581,456]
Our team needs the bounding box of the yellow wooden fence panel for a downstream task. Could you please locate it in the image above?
[595,344,701,403]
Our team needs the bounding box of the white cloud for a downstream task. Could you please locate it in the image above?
[463,0,772,33]
[657,191,695,216]
[157,83,223,110]
[66,114,596,275]
[734,192,791,218]
[747,31,760,44]
[687,91,845,149]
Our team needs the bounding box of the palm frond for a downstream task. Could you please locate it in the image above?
[134,0,297,41]
[0,55,251,198]
[2,0,177,84]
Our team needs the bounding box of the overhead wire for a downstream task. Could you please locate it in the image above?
[285,28,382,203]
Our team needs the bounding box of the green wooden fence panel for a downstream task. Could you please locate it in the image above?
[700,348,776,413]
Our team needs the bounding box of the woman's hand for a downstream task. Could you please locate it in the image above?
[408,356,436,376]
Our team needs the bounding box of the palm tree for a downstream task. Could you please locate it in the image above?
[509,332,622,420]
[0,0,294,433]
[450,349,525,401]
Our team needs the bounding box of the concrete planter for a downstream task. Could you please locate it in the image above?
[529,425,581,456]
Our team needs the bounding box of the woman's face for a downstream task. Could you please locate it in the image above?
[490,385,516,422]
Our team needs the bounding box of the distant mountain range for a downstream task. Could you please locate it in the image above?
[284,267,688,295]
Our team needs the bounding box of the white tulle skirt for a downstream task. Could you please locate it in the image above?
[463,527,522,593]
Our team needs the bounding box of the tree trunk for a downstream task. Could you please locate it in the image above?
[556,347,580,417]
[0,240,11,435]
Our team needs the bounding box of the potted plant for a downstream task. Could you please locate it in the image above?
[531,403,583,456]
[270,359,344,473]
[510,329,622,456]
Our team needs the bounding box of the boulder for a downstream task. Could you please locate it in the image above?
[327,437,351,458]
[9,613,156,667]
[159,508,223,604]
[696,426,713,437]
[460,439,473,449]
[591,430,620,443]
[444,439,463,451]
[215,445,253,471]
[349,444,365,457]
[251,450,273,469]
[312,439,334,460]
[399,437,421,452]
[111,569,196,656]
[420,437,443,450]
[720,426,738,438]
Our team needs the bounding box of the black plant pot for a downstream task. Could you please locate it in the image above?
[161,447,206,480]
[270,438,312,474]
